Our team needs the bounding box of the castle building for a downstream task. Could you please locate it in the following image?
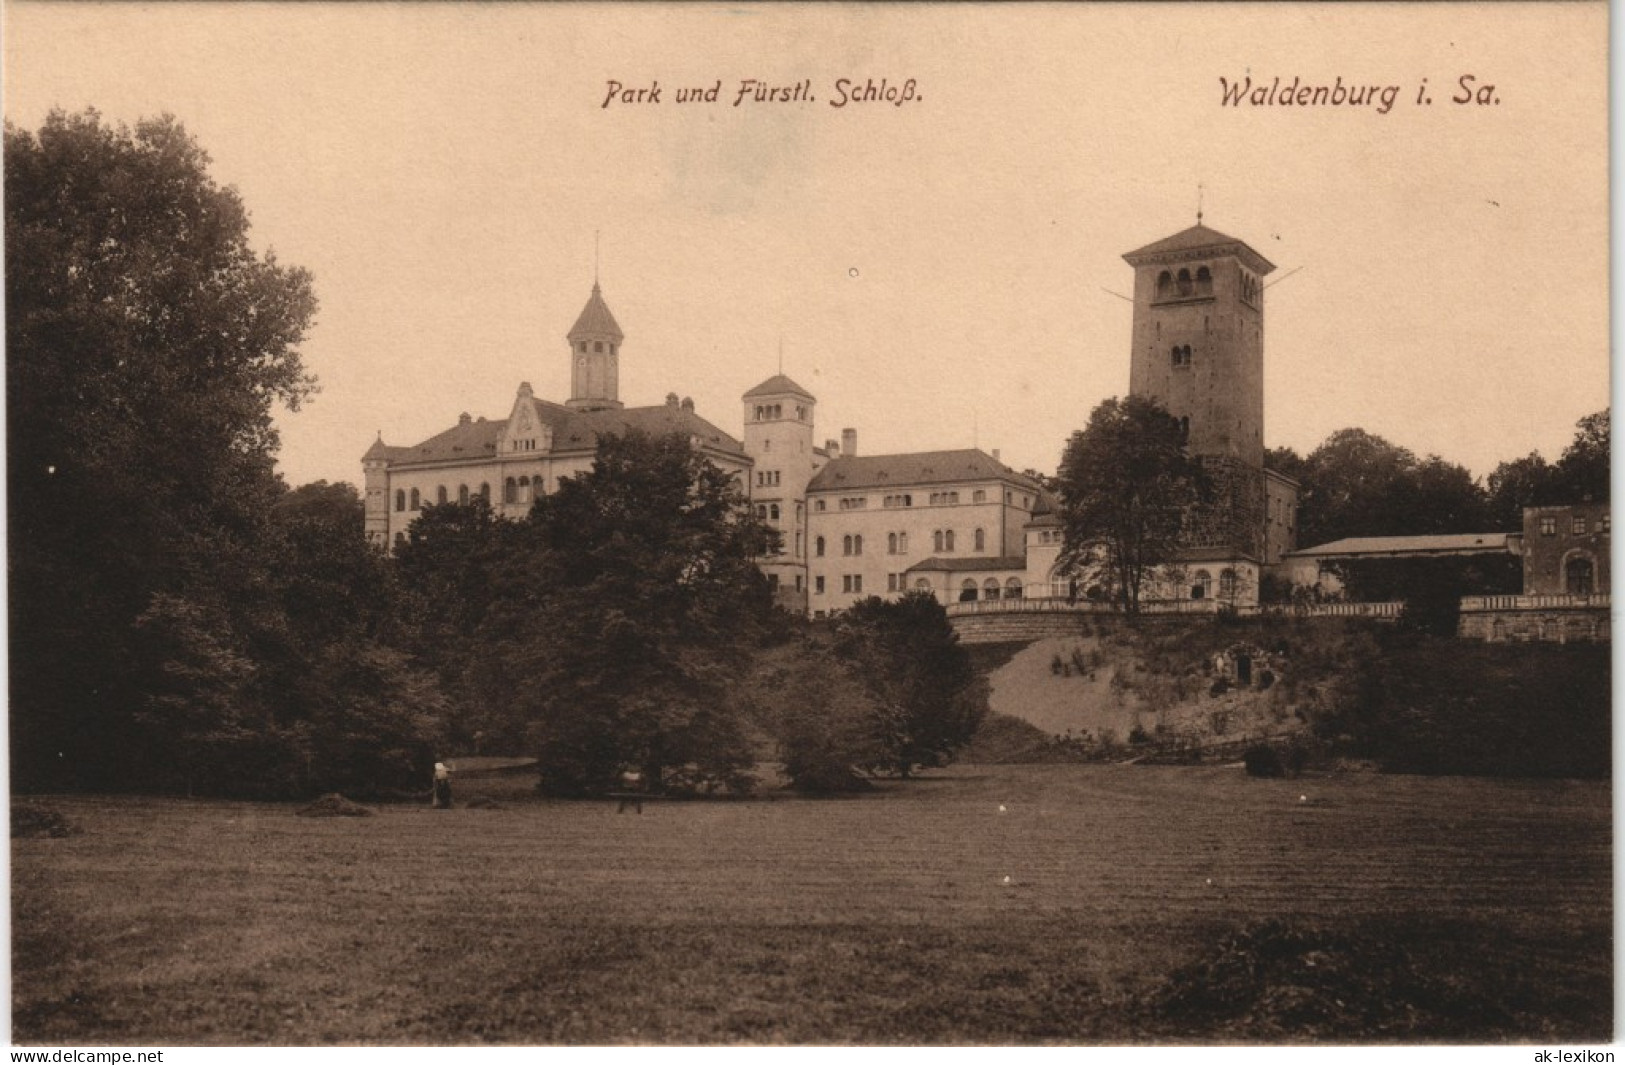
[365,217,1297,613]
[362,283,752,550]
[1122,222,1299,603]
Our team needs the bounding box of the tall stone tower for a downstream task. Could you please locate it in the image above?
[1124,222,1274,466]
[566,282,624,411]
[742,374,821,610]
[362,434,392,548]
[1122,221,1288,591]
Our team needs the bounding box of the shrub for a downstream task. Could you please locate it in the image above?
[12,802,79,838]
[1243,745,1285,778]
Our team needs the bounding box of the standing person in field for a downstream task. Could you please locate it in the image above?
[432,762,452,809]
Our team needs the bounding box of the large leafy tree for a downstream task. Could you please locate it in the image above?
[457,430,778,796]
[1289,429,1488,547]
[1055,396,1206,613]
[1482,409,1609,530]
[7,110,318,788]
[832,593,986,778]
[1555,408,1609,504]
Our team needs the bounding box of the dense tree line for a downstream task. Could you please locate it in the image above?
[1266,410,1609,548]
[7,110,448,795]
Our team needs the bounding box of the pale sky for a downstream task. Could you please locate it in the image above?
[4,3,1609,487]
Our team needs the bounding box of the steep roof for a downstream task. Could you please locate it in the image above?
[743,374,815,401]
[568,282,624,340]
[1287,533,1514,559]
[383,401,746,468]
[905,556,1028,574]
[362,434,393,461]
[807,449,1042,493]
[1123,223,1276,275]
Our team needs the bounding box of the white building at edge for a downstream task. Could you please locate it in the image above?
[363,220,1298,615]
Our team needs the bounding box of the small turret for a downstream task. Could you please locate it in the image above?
[566,282,625,411]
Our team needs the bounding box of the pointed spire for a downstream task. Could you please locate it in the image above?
[567,281,624,340]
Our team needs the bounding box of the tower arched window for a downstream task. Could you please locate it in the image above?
[898,532,908,553]
[518,476,532,503]
[579,340,587,352]
[945,530,956,552]
[933,530,944,552]
[1219,568,1239,599]
[1156,270,1173,300]
[480,483,490,500]
[1177,268,1193,296]
[959,579,978,602]
[594,341,603,353]
[770,504,780,520]
[437,485,448,506]
[409,488,420,510]
[854,535,863,556]
[974,528,985,552]
[983,578,1001,600]
[395,489,405,512]
[816,536,825,557]
[888,532,898,554]
[504,477,517,504]
[756,504,767,519]
[1196,266,1213,295]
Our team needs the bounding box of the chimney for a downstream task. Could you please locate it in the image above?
[842,428,857,457]
[666,392,679,408]
[826,438,840,456]
[681,396,694,412]
[459,412,472,426]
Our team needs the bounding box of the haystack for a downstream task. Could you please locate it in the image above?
[295,793,374,818]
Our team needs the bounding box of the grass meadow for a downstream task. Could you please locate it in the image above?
[12,764,1611,1044]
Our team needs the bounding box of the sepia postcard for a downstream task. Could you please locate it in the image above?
[3,1,1612,1052]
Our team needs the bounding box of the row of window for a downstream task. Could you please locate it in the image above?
[1539,515,1609,536]
[752,403,808,422]
[810,576,1026,603]
[816,489,1030,512]
[396,483,492,511]
[756,470,781,487]
[811,528,989,556]
[576,339,618,355]
[1155,266,1213,301]
[1189,568,1240,600]
[393,476,556,512]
